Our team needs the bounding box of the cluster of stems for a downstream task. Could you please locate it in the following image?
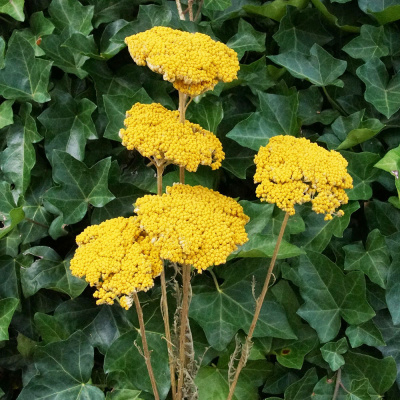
[130,2,293,400]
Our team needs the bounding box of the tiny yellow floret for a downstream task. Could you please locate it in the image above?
[134,184,249,272]
[120,103,225,171]
[254,136,353,220]
[125,26,239,96]
[70,217,163,309]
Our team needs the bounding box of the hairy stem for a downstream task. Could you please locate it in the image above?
[156,166,177,400]
[161,270,177,400]
[133,292,160,400]
[176,264,191,400]
[227,212,290,400]
[178,91,187,184]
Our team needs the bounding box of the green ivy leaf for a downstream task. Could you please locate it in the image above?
[18,176,52,244]
[18,330,105,400]
[0,181,24,240]
[44,151,114,225]
[243,0,309,22]
[294,251,375,342]
[356,58,400,119]
[345,320,385,348]
[226,91,299,150]
[298,86,339,125]
[186,97,224,133]
[271,281,319,370]
[292,202,360,252]
[226,19,266,59]
[0,36,5,68]
[328,110,385,150]
[54,298,133,355]
[347,378,381,400]
[34,312,69,343]
[343,25,389,61]
[104,329,170,399]
[273,7,332,55]
[342,351,397,395]
[386,260,400,325]
[0,30,52,103]
[204,0,231,11]
[221,137,255,179]
[320,337,348,371]
[0,0,24,21]
[358,0,400,25]
[20,246,86,298]
[0,100,14,129]
[237,58,279,93]
[263,364,300,395]
[0,298,19,340]
[0,103,42,195]
[364,200,400,236]
[196,360,270,400]
[30,11,55,37]
[269,44,347,87]
[284,368,318,399]
[341,151,381,201]
[343,229,390,289]
[0,256,19,299]
[374,310,400,387]
[374,143,400,174]
[190,259,297,351]
[87,0,133,28]
[48,0,93,35]
[106,390,144,400]
[38,94,97,161]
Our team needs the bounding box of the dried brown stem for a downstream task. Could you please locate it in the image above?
[133,292,160,400]
[227,212,290,400]
[188,0,194,21]
[176,264,191,400]
[175,0,186,20]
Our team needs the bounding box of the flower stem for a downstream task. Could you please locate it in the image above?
[156,165,177,400]
[227,212,290,400]
[178,91,187,184]
[133,292,160,400]
[176,264,191,400]
[333,368,342,400]
[175,0,186,20]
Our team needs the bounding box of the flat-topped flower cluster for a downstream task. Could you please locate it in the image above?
[254,135,353,220]
[135,184,249,272]
[70,216,163,309]
[125,26,239,96]
[120,103,224,171]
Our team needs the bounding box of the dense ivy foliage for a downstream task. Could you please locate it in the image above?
[1,0,400,399]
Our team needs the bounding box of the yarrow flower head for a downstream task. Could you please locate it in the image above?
[70,217,163,310]
[134,184,249,272]
[119,103,225,171]
[125,26,239,96]
[254,135,353,220]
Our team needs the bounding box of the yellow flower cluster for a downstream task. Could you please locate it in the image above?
[134,184,249,272]
[254,136,353,220]
[125,26,239,96]
[70,217,163,309]
[120,103,225,171]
